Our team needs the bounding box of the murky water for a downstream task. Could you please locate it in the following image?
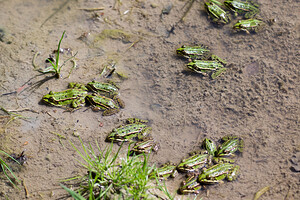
[0,0,299,199]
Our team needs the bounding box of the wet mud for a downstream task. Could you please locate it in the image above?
[0,0,299,199]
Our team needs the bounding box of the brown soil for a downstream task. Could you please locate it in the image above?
[0,0,299,199]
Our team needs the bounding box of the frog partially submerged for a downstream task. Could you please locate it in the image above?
[68,82,89,91]
[86,94,124,116]
[204,1,231,24]
[42,88,88,109]
[212,156,236,164]
[198,163,240,184]
[216,135,244,157]
[42,82,89,109]
[106,118,152,142]
[177,45,226,63]
[177,151,211,173]
[150,162,178,179]
[86,80,119,97]
[178,173,202,194]
[233,18,265,34]
[187,60,227,79]
[202,138,217,156]
[176,45,211,60]
[224,0,260,19]
[130,137,159,154]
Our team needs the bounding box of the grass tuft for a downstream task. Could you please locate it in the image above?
[45,31,65,78]
[62,138,157,199]
[33,31,77,78]
[0,150,20,188]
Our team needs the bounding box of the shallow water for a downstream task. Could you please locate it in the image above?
[0,0,299,199]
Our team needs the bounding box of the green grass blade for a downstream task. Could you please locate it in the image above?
[56,31,66,73]
[0,150,21,185]
[60,184,86,200]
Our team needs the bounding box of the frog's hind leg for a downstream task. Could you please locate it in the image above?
[103,108,120,116]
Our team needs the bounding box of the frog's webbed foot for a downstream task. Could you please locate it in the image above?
[103,108,120,116]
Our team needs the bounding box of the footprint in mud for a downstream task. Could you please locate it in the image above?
[243,61,260,77]
[290,152,300,172]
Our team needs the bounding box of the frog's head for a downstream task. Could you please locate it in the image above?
[176,45,187,56]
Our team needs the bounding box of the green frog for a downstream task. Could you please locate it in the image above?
[126,118,149,124]
[68,82,89,91]
[233,18,264,34]
[205,1,231,24]
[198,163,240,184]
[202,138,217,156]
[86,80,119,97]
[42,88,88,109]
[151,162,178,179]
[131,137,159,154]
[187,60,226,79]
[178,173,202,194]
[224,0,259,19]
[86,94,122,116]
[177,152,211,173]
[212,157,236,164]
[176,45,211,60]
[216,135,244,157]
[106,119,151,142]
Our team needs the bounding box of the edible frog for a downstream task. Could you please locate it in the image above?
[224,0,259,19]
[198,163,240,184]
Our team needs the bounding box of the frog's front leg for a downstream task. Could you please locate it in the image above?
[227,165,240,181]
[138,127,152,139]
[71,96,86,108]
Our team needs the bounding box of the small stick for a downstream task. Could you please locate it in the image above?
[0,116,10,119]
[124,39,141,52]
[66,59,77,78]
[40,0,71,27]
[284,186,290,200]
[180,0,196,22]
[5,108,38,113]
[32,52,40,70]
[78,7,105,11]
[253,186,270,200]
[45,111,56,119]
[23,179,30,198]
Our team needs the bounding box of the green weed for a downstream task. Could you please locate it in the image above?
[33,31,77,78]
[0,150,20,188]
[61,139,157,199]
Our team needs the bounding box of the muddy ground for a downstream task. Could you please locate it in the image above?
[0,0,299,199]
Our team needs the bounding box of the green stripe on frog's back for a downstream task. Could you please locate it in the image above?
[45,89,87,101]
[176,45,211,59]
[152,163,178,179]
[42,89,88,107]
[187,60,225,74]
[106,123,151,142]
[177,153,210,172]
